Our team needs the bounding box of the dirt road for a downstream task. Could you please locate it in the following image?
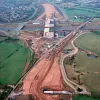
[60,32,90,95]
[23,50,64,100]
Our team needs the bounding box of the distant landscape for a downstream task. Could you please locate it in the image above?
[0,0,100,100]
[0,0,38,23]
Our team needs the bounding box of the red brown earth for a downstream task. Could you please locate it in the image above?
[23,51,67,100]
[21,3,71,100]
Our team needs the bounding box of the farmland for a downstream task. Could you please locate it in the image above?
[61,6,100,22]
[75,52,100,72]
[74,32,100,56]
[74,52,100,97]
[74,32,100,97]
[73,95,100,100]
[64,31,100,97]
[93,18,100,22]
[0,37,35,85]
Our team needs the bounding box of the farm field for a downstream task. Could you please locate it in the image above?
[73,95,100,100]
[75,51,100,96]
[93,18,100,22]
[0,38,34,85]
[74,32,100,56]
[63,43,73,50]
[61,7,100,22]
[0,40,21,63]
[76,6,100,13]
[75,52,100,72]
[71,32,100,97]
[0,37,7,42]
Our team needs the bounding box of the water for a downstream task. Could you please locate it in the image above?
[87,54,96,58]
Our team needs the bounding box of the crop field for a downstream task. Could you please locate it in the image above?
[0,38,34,85]
[61,7,100,22]
[74,32,100,56]
[75,52,100,96]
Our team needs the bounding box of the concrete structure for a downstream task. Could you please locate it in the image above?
[56,0,62,3]
[43,91,73,95]
[43,18,54,39]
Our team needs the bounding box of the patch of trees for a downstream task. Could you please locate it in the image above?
[64,56,75,65]
[92,30,100,35]
[0,85,12,100]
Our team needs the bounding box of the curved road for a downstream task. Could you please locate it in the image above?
[60,32,91,95]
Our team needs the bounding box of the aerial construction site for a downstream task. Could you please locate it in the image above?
[7,3,92,100]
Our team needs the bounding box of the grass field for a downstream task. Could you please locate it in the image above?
[63,43,73,50]
[93,18,100,22]
[0,37,7,42]
[0,41,21,63]
[75,52,100,96]
[73,32,100,97]
[0,38,34,85]
[75,52,100,72]
[73,95,100,100]
[74,32,100,56]
[76,6,100,13]
[61,7,100,22]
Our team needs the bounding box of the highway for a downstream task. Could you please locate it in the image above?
[22,4,66,100]
[8,20,91,100]
[7,3,92,100]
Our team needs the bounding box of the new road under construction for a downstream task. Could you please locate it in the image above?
[7,3,91,100]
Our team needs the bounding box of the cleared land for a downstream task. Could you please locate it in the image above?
[37,4,63,19]
[74,32,100,56]
[0,38,33,85]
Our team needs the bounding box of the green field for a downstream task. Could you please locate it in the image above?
[75,52,100,97]
[73,32,100,97]
[73,95,100,100]
[0,37,7,42]
[0,38,34,85]
[63,43,73,50]
[75,52,100,72]
[93,18,100,22]
[61,7,100,22]
[74,32,100,56]
[0,41,21,63]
